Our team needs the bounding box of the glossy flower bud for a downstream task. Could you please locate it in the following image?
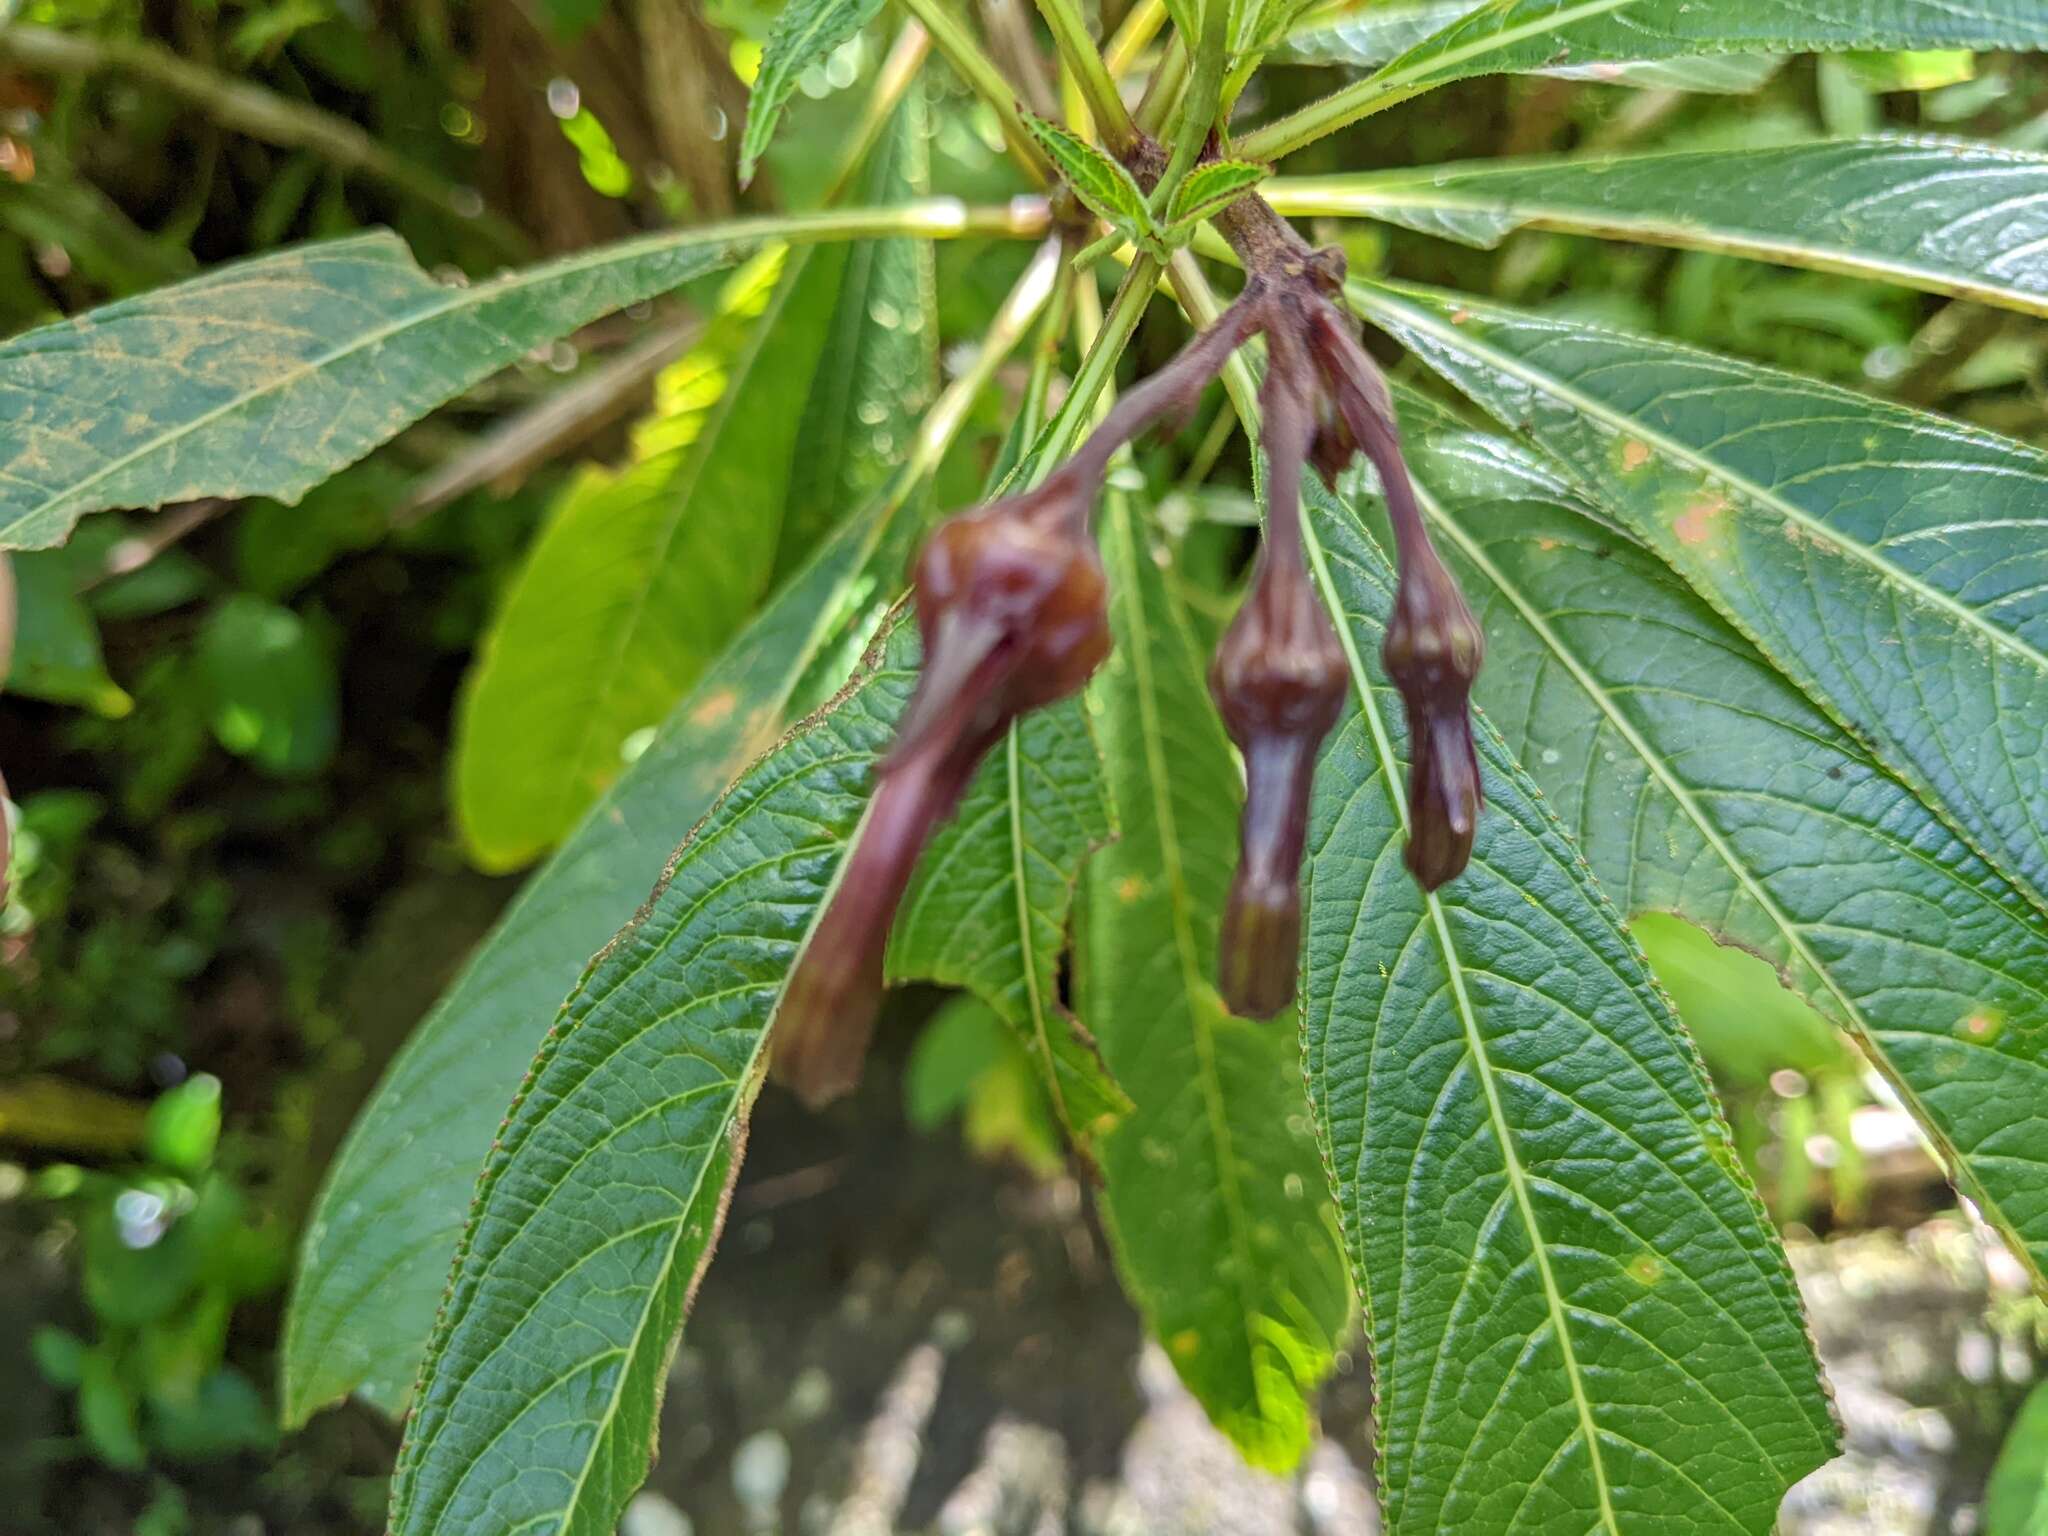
[773,474,1112,1108]
[1381,548,1484,890]
[1209,553,1348,1018]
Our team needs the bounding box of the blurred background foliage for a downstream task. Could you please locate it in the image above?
[1,0,2046,1531]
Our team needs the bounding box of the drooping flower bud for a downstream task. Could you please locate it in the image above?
[1208,329,1347,1018]
[773,471,1111,1107]
[1209,553,1347,1018]
[1381,545,1484,890]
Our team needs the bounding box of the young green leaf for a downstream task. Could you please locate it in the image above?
[739,0,887,186]
[1275,0,1785,91]
[1355,279,2048,924]
[1367,383,2048,1280]
[3,551,132,717]
[283,493,923,1423]
[1268,138,2048,317]
[1298,476,1837,1535]
[1077,491,1349,1471]
[1164,160,1271,236]
[1023,113,1158,245]
[388,620,923,1536]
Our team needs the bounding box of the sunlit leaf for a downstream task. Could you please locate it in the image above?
[1077,491,1349,1471]
[1298,475,1837,1534]
[1269,138,2048,316]
[740,0,888,186]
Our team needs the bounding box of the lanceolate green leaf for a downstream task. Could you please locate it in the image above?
[1023,113,1156,243]
[1165,160,1272,236]
[1298,476,1836,1534]
[388,621,922,1536]
[455,96,938,871]
[1276,1,1784,92]
[1268,138,2048,317]
[1078,491,1349,1472]
[739,0,887,186]
[1372,387,2048,1280]
[1241,0,2048,156]
[452,247,839,870]
[889,701,1128,1145]
[1356,280,2048,925]
[0,203,1020,554]
[283,492,923,1423]
[777,97,940,576]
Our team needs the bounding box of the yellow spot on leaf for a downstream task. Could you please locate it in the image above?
[692,688,739,727]
[1673,493,1728,547]
[1619,439,1651,472]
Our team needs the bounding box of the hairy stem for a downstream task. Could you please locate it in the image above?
[1034,0,1136,148]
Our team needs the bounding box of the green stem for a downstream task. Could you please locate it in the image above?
[1134,35,1190,136]
[1105,0,1168,78]
[720,198,1053,243]
[1148,0,1228,216]
[1235,76,1428,162]
[1032,255,1164,471]
[823,23,934,205]
[1033,0,1136,149]
[0,22,533,259]
[908,238,1066,478]
[892,0,1056,184]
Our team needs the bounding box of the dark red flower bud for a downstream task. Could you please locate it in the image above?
[1381,547,1484,890]
[1209,556,1348,1017]
[773,473,1111,1107]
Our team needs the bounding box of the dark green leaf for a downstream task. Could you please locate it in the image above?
[1299,476,1836,1534]
[889,700,1128,1146]
[1270,138,2048,316]
[3,549,131,716]
[1355,281,2048,928]
[196,595,337,778]
[1985,1379,2048,1536]
[1023,113,1157,243]
[388,621,921,1536]
[282,490,922,1423]
[1077,491,1349,1471]
[0,226,757,552]
[1361,383,2048,1279]
[739,0,887,187]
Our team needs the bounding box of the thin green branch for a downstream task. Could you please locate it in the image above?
[892,0,1055,184]
[1032,255,1165,471]
[0,23,533,260]
[1234,75,1428,162]
[1133,34,1190,137]
[1105,0,1169,79]
[823,23,934,204]
[1033,0,1136,149]
[1148,0,1228,217]
[908,237,1066,478]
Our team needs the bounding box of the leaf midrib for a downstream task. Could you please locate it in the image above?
[1104,495,1268,1408]
[1275,178,2048,317]
[399,769,886,1536]
[1424,490,2048,1285]
[1358,281,2048,680]
[1296,505,1621,1536]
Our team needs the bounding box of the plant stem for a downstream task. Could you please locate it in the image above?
[823,23,935,206]
[907,238,1067,478]
[1235,75,1427,162]
[1134,35,1191,136]
[1033,256,1164,470]
[892,0,1055,184]
[1148,0,1228,217]
[1033,0,1137,150]
[0,23,534,260]
[1105,0,1169,77]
